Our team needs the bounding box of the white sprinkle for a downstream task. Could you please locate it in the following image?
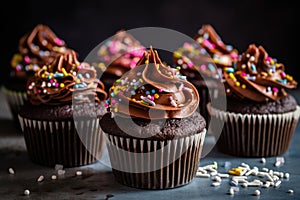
[37,175,44,182]
[8,168,15,174]
[51,175,57,180]
[211,182,221,187]
[261,158,266,163]
[262,182,270,188]
[274,161,281,167]
[274,180,282,187]
[240,163,250,169]
[54,164,64,171]
[242,183,248,187]
[287,189,294,194]
[197,167,207,174]
[217,173,230,178]
[24,189,30,196]
[76,171,82,176]
[231,186,240,192]
[247,181,262,187]
[228,188,234,195]
[213,176,222,182]
[284,173,290,179]
[253,190,260,196]
[276,156,285,163]
[57,169,65,176]
[196,172,210,178]
[262,167,269,172]
[210,171,218,176]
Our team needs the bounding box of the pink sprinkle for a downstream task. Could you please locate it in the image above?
[111,99,117,104]
[272,87,279,93]
[241,72,247,77]
[104,103,109,108]
[187,61,193,68]
[37,89,41,93]
[231,52,238,59]
[280,71,286,78]
[24,56,30,64]
[150,96,154,101]
[16,65,22,71]
[200,64,207,71]
[54,38,64,46]
[266,57,272,62]
[104,55,110,61]
[159,88,163,93]
[119,91,124,95]
[55,83,59,87]
[49,79,53,83]
[203,39,215,50]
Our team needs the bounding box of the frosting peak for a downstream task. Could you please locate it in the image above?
[108,47,200,119]
[10,24,71,81]
[27,50,107,105]
[225,44,297,102]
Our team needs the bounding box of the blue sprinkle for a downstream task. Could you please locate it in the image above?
[131,91,136,95]
[141,86,145,90]
[226,68,235,73]
[208,63,216,72]
[145,91,150,95]
[85,73,90,78]
[251,64,257,71]
[151,89,156,94]
[75,84,85,88]
[105,99,110,104]
[77,74,83,79]
[226,45,233,51]
[200,48,207,55]
[110,92,115,97]
[118,98,122,102]
[53,73,64,78]
[203,33,209,39]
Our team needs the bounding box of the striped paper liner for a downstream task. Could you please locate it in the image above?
[18,115,105,167]
[1,86,27,123]
[210,106,300,157]
[105,129,206,189]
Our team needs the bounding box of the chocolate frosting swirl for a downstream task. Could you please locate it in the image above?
[194,24,238,68]
[224,44,297,102]
[27,50,107,105]
[10,24,71,81]
[108,47,199,119]
[93,30,145,77]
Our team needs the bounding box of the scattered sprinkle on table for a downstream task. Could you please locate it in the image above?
[24,189,30,196]
[8,168,15,174]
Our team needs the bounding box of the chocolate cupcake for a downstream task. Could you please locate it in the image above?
[100,47,206,189]
[209,44,300,157]
[2,24,72,123]
[18,50,107,167]
[91,30,145,93]
[173,24,236,127]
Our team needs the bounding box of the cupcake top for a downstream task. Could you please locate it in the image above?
[26,50,107,106]
[107,47,200,120]
[194,24,238,68]
[173,42,221,81]
[224,44,297,103]
[10,24,71,82]
[93,30,146,77]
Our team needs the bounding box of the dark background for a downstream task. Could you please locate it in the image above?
[1,0,299,85]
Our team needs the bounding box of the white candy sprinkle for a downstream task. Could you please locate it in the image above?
[196,172,210,178]
[37,175,44,182]
[253,190,260,196]
[228,188,234,195]
[276,156,285,163]
[24,189,30,196]
[242,183,248,187]
[211,182,221,187]
[262,168,269,172]
[261,158,266,163]
[275,180,281,187]
[76,171,82,176]
[51,175,57,180]
[274,161,281,167]
[287,189,294,194]
[284,173,290,179]
[213,176,222,182]
[217,173,230,178]
[262,182,270,188]
[8,168,15,174]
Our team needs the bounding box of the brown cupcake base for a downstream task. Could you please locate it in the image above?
[105,130,206,189]
[210,106,300,157]
[18,116,105,167]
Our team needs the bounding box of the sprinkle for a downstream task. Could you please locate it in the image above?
[151,89,156,94]
[261,158,266,163]
[208,63,216,72]
[154,94,159,99]
[284,173,290,179]
[272,87,279,93]
[76,171,82,176]
[159,88,164,93]
[241,84,246,89]
[211,182,221,187]
[37,175,44,182]
[287,189,294,194]
[196,172,210,178]
[225,67,235,73]
[53,164,63,171]
[145,60,149,64]
[51,175,57,180]
[274,161,281,167]
[140,96,156,106]
[8,168,15,174]
[200,64,206,71]
[113,107,118,112]
[62,68,68,76]
[60,83,65,88]
[227,188,234,195]
[241,72,247,77]
[251,64,257,71]
[235,82,240,87]
[228,168,243,176]
[253,190,260,196]
[274,180,281,187]
[230,180,238,186]
[24,189,30,196]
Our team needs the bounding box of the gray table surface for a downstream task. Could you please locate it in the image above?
[1,89,300,200]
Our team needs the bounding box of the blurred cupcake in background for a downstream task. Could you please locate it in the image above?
[209,44,300,157]
[91,30,146,93]
[18,50,107,167]
[2,24,73,123]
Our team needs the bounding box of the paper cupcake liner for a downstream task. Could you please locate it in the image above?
[210,106,300,157]
[105,129,206,189]
[1,86,27,123]
[18,115,105,167]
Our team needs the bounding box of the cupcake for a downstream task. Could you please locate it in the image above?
[18,50,107,167]
[100,47,206,189]
[209,44,300,157]
[173,24,237,127]
[91,30,145,93]
[2,24,71,123]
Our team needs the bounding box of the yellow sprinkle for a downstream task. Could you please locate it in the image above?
[156,64,159,69]
[270,60,274,65]
[261,72,268,77]
[145,60,149,64]
[170,75,174,79]
[113,107,118,112]
[60,83,65,88]
[235,82,240,87]
[229,73,235,79]
[62,68,68,76]
[268,72,273,76]
[41,74,45,78]
[43,66,47,70]
[242,84,246,89]
[132,98,136,102]
[173,51,182,59]
[75,61,80,66]
[76,79,81,84]
[286,75,293,81]
[228,168,243,176]
[98,63,105,69]
[154,94,159,99]
[139,78,143,83]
